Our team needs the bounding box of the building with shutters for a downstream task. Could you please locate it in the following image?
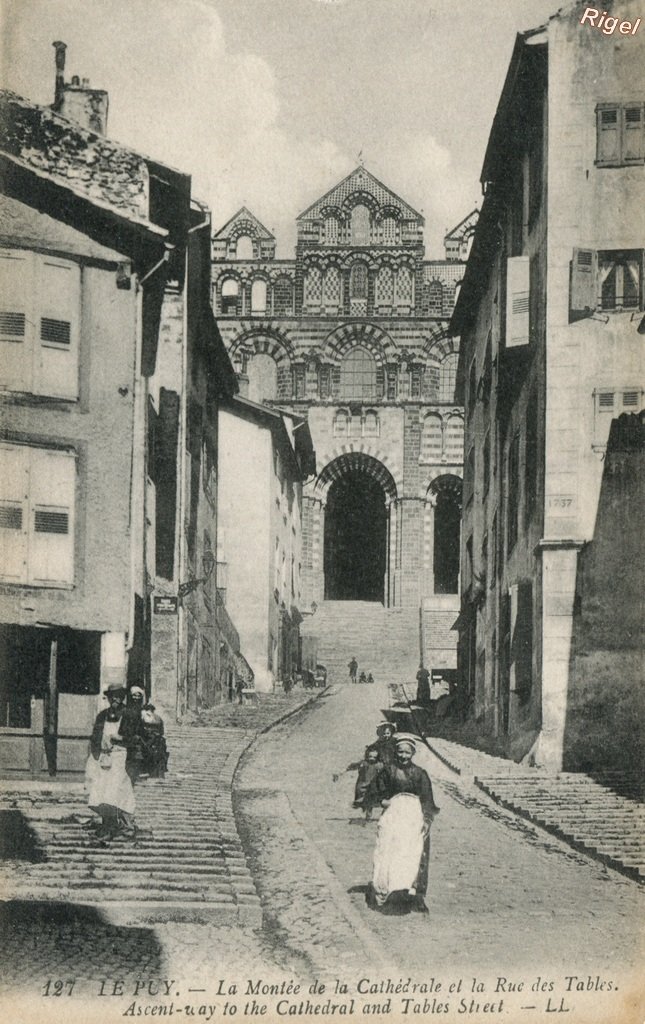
[212,168,471,686]
[0,46,238,773]
[451,0,645,771]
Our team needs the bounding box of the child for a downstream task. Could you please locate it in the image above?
[333,747,384,820]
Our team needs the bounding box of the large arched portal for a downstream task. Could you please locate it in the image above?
[428,474,462,594]
[317,453,398,604]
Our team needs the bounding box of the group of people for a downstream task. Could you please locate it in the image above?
[347,658,374,685]
[85,682,168,840]
[334,720,440,914]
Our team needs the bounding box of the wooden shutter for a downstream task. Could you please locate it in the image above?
[0,444,29,582]
[596,105,621,165]
[29,448,76,585]
[35,256,80,399]
[0,249,34,392]
[570,247,598,318]
[506,256,530,347]
[623,104,644,164]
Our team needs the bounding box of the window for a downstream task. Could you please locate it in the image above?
[507,433,520,552]
[593,386,644,445]
[596,102,644,167]
[421,414,443,462]
[0,249,80,399]
[333,409,350,437]
[304,266,322,306]
[363,410,379,437]
[505,256,530,347]
[251,279,267,313]
[350,263,368,299]
[273,275,293,316]
[221,277,240,315]
[439,353,458,402]
[292,364,306,399]
[0,443,76,586]
[340,346,376,399]
[376,266,394,306]
[247,353,277,403]
[351,204,370,245]
[571,248,643,317]
[236,234,254,259]
[444,414,464,462]
[428,279,443,316]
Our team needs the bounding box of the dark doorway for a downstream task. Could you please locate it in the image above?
[324,472,387,601]
[433,488,461,594]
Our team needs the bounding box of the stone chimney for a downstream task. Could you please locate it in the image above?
[52,41,109,135]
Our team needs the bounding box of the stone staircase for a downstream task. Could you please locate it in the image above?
[301,600,420,686]
[422,736,645,883]
[0,722,262,925]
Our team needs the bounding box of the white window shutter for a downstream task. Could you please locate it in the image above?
[29,448,76,585]
[570,248,598,318]
[623,104,644,164]
[596,106,621,165]
[34,256,80,399]
[0,249,34,392]
[506,256,530,347]
[0,444,29,582]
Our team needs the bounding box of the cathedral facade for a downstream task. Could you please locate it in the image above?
[212,167,470,687]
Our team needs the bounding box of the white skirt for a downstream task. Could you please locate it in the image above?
[85,748,136,815]
[372,792,424,905]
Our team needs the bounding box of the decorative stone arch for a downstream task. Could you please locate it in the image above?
[340,250,380,272]
[340,189,381,218]
[422,328,457,363]
[228,325,295,367]
[425,468,463,499]
[322,322,397,366]
[313,450,399,504]
[375,204,403,223]
[228,219,259,244]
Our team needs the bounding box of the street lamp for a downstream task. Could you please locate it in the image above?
[178,550,216,600]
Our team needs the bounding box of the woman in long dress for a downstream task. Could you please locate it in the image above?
[85,683,138,839]
[369,736,440,913]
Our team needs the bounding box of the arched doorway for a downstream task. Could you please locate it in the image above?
[317,453,397,604]
[429,475,462,594]
[324,472,387,601]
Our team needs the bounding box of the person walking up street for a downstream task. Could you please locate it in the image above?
[85,683,139,840]
[348,657,358,684]
[416,664,431,705]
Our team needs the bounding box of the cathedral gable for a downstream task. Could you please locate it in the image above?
[297,166,423,225]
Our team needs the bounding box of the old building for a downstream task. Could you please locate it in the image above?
[452,0,644,770]
[213,168,470,684]
[0,45,237,773]
[217,397,315,691]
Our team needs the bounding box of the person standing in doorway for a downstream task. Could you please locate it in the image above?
[416,664,431,705]
[348,657,358,684]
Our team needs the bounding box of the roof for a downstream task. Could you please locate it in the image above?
[0,90,191,251]
[296,166,423,223]
[444,209,479,242]
[213,206,274,241]
[221,395,316,479]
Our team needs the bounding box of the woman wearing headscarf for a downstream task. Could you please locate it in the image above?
[369,736,440,913]
[84,684,138,835]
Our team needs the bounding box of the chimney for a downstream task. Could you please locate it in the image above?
[51,41,109,135]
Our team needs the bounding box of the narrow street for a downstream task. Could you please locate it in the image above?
[235,683,643,990]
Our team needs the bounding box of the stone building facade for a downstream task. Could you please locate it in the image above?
[452,0,645,770]
[212,168,470,685]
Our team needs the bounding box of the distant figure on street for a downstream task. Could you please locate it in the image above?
[366,722,398,766]
[368,736,440,914]
[366,673,375,685]
[235,675,245,704]
[85,683,141,840]
[358,670,367,685]
[416,664,431,705]
[348,657,358,684]
[333,747,384,821]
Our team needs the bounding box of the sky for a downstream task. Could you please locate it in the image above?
[1,0,562,256]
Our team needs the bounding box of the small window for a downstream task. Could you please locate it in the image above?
[351,204,370,245]
[593,387,644,446]
[333,409,350,437]
[506,256,530,347]
[236,234,254,259]
[221,277,240,315]
[599,250,642,310]
[350,263,368,299]
[596,102,645,167]
[439,353,458,403]
[363,410,379,437]
[251,279,267,313]
[340,346,376,399]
